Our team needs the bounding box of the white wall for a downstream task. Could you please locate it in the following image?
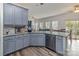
[0,3,3,56]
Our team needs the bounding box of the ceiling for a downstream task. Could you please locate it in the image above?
[14,3,78,20]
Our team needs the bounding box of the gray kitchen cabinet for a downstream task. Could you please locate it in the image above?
[30,33,45,46]
[3,4,15,25]
[3,3,28,26]
[15,35,24,50]
[56,36,66,55]
[3,33,46,55]
[21,8,28,25]
[3,37,9,55]
[23,34,29,47]
[3,34,29,55]
[38,34,45,46]
[14,5,22,25]
[3,36,16,55]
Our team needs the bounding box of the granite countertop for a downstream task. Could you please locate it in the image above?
[3,31,69,37]
[31,31,69,37]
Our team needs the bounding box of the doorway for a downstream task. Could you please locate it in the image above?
[65,20,79,55]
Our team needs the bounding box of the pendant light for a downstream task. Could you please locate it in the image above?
[74,5,79,13]
[40,3,44,5]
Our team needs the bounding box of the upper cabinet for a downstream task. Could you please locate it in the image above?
[3,3,28,26]
[3,4,15,25]
[21,8,28,26]
[14,5,22,25]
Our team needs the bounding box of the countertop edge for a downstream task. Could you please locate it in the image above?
[3,32,69,37]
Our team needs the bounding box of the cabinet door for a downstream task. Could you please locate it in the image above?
[30,34,37,45]
[7,37,16,54]
[15,36,24,50]
[23,35,29,47]
[14,6,22,25]
[3,4,15,25]
[30,34,45,46]
[56,36,64,54]
[21,9,28,26]
[3,36,16,55]
[37,34,45,46]
[3,37,9,55]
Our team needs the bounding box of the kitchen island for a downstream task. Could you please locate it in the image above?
[3,32,68,56]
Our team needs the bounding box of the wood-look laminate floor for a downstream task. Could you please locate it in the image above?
[9,47,59,56]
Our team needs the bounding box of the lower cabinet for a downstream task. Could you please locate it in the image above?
[15,35,24,50]
[23,35,29,47]
[45,34,67,55]
[3,36,16,55]
[56,36,66,55]
[3,33,45,55]
[30,33,45,46]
